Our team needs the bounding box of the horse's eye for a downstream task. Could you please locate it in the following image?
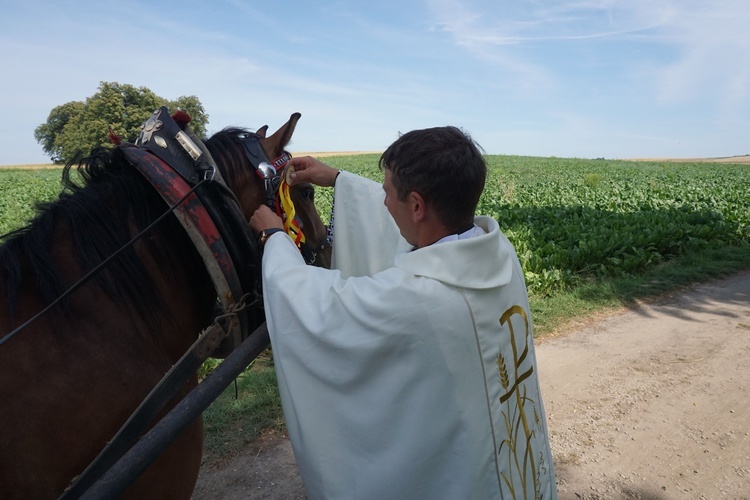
[302,187,315,201]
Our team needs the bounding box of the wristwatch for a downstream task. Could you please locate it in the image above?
[258,228,284,249]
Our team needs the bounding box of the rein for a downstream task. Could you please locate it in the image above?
[0,174,214,349]
[0,108,262,352]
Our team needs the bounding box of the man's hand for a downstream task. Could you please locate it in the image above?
[250,205,283,234]
[287,156,339,187]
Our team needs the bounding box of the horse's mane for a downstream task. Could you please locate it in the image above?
[0,145,207,326]
[204,127,256,191]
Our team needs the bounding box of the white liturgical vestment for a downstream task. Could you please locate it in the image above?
[261,171,557,499]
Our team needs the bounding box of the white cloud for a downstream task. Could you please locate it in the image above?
[2,0,749,163]
[655,0,750,110]
[427,1,672,45]
[423,0,673,95]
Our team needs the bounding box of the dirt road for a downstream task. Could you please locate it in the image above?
[193,271,750,499]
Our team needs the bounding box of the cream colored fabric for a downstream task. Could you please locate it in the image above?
[261,173,557,500]
[329,171,411,277]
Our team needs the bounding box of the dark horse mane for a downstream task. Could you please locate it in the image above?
[0,128,257,328]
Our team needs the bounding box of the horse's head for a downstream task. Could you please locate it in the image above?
[204,114,331,269]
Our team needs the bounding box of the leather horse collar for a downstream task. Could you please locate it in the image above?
[129,106,262,356]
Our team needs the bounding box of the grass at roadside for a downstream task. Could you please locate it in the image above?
[531,244,750,336]
[200,352,285,463]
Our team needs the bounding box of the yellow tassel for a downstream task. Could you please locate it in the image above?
[278,176,306,247]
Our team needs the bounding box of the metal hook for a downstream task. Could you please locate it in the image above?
[203,165,216,182]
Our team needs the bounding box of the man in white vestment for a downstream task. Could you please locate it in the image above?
[249,126,557,499]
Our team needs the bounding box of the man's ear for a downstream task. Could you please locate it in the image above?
[409,191,426,223]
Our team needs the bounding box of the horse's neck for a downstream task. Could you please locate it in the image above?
[126,227,217,361]
[53,186,216,362]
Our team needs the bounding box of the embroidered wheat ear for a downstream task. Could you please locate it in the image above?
[497,353,510,390]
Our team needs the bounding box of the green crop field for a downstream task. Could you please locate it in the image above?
[2,156,749,301]
[317,154,750,298]
[3,155,749,462]
[0,168,66,235]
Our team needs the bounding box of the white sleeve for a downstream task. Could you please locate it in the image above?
[330,171,410,278]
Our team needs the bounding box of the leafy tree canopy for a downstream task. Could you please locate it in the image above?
[34,81,208,164]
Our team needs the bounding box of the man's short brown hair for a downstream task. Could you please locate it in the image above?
[379,126,486,230]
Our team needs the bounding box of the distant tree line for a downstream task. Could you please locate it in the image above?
[34,81,208,164]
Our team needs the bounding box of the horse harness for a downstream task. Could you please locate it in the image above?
[58,107,321,498]
[239,132,329,264]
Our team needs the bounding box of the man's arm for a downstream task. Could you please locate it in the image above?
[287,156,339,187]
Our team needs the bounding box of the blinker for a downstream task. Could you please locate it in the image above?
[256,162,276,180]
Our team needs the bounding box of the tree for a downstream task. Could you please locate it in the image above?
[33,101,85,163]
[34,81,209,164]
[167,95,208,138]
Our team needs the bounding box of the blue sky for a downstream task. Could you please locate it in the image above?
[1,0,749,165]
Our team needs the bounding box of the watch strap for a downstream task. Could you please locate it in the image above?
[258,228,285,248]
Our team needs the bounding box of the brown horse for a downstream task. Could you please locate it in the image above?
[0,112,330,499]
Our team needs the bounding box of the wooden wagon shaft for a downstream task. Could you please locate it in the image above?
[77,323,271,500]
[58,309,247,499]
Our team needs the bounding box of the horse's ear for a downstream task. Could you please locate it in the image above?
[256,125,268,138]
[261,112,301,158]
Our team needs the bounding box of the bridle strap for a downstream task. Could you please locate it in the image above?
[239,134,325,265]
[240,133,289,211]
